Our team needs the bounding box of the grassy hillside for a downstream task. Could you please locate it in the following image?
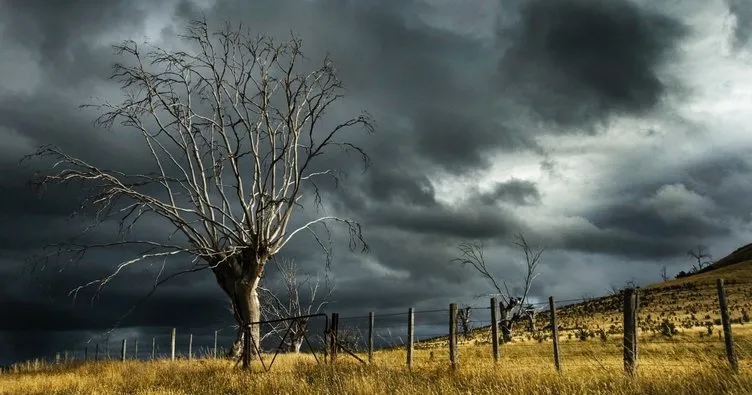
[539,258,752,341]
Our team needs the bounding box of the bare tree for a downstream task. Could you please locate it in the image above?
[607,279,638,296]
[23,20,373,368]
[258,257,332,353]
[687,245,712,271]
[659,265,669,282]
[452,233,544,342]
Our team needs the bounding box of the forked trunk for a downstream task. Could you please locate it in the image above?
[285,319,307,353]
[211,251,267,368]
[287,336,304,353]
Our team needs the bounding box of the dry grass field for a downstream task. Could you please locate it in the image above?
[3,248,752,394]
[1,340,750,395]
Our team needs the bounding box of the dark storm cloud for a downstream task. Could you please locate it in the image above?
[363,167,437,207]
[0,0,149,86]
[498,0,688,127]
[555,154,752,260]
[475,179,541,206]
[368,204,519,239]
[728,0,752,49]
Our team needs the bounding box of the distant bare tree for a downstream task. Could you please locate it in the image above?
[23,19,373,368]
[659,265,669,282]
[453,233,544,342]
[608,279,638,296]
[258,257,332,353]
[687,245,712,271]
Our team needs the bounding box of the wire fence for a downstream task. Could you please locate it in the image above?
[7,279,752,376]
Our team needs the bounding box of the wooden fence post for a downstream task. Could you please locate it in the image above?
[242,325,251,369]
[449,303,458,369]
[214,330,218,359]
[368,312,374,364]
[407,308,414,368]
[330,313,339,364]
[95,344,99,361]
[134,339,138,360]
[64,350,69,363]
[549,296,561,372]
[188,334,193,361]
[121,339,127,362]
[717,279,739,373]
[84,346,88,361]
[55,353,60,364]
[152,337,156,360]
[490,297,499,362]
[171,328,176,361]
[623,288,638,376]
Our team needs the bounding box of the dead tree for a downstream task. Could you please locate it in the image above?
[659,266,669,282]
[258,257,333,353]
[457,306,472,339]
[453,233,544,342]
[687,245,712,271]
[23,19,373,368]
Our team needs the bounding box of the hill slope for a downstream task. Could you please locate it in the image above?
[420,245,752,346]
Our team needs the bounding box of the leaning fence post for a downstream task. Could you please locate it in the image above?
[242,325,253,369]
[214,330,218,359]
[449,303,458,369]
[717,279,739,373]
[549,296,561,372]
[188,333,193,361]
[368,312,375,364]
[170,328,176,361]
[121,339,127,362]
[623,288,638,376]
[407,308,414,368]
[490,297,499,362]
[330,313,339,364]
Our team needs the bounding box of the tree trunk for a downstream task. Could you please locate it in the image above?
[284,319,307,353]
[211,251,267,368]
[287,336,304,353]
[499,302,517,343]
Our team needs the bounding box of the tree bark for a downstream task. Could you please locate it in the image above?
[211,251,267,366]
[288,336,304,353]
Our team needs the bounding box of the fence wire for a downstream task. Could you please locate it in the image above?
[9,280,751,375]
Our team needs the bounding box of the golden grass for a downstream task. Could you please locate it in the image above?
[2,332,750,395]
[4,261,751,394]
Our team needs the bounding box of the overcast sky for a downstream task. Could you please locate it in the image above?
[1,0,751,365]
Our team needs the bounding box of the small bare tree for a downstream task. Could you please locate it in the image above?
[659,265,669,282]
[687,245,712,271]
[258,257,332,353]
[453,233,544,342]
[23,20,373,368]
[457,306,472,339]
